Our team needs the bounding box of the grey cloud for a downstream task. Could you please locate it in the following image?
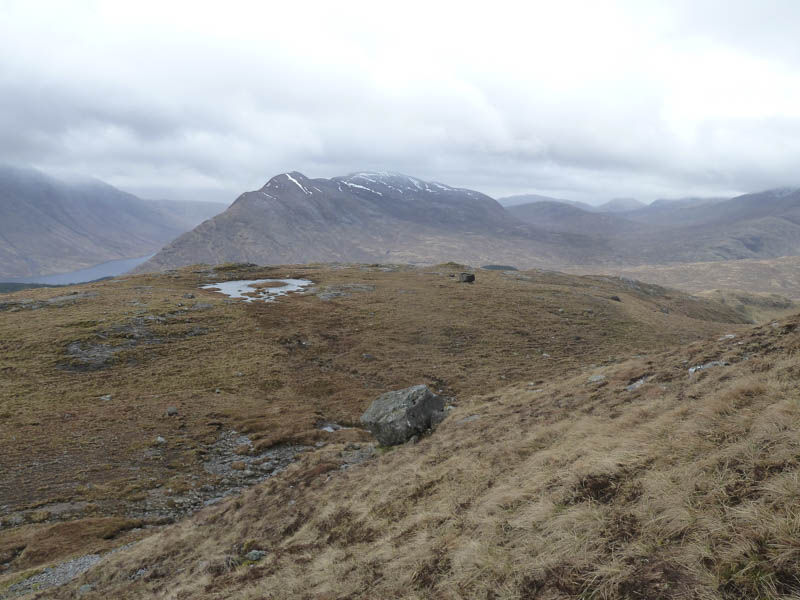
[1,1,800,205]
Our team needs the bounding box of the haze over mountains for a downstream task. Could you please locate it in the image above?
[6,161,800,285]
[0,165,227,279]
[139,170,800,274]
[136,171,598,273]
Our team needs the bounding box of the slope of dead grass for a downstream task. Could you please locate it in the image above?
[0,262,754,591]
[60,314,800,600]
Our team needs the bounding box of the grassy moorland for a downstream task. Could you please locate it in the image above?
[566,256,800,301]
[71,313,800,600]
[1,262,794,598]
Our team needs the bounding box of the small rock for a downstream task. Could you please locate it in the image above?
[183,293,196,299]
[155,436,166,445]
[626,377,650,392]
[610,295,622,302]
[457,415,481,425]
[78,584,95,595]
[245,550,267,562]
[457,273,475,283]
[100,394,112,401]
[588,375,606,384]
[718,334,736,341]
[215,388,221,394]
[166,406,178,417]
[688,361,729,375]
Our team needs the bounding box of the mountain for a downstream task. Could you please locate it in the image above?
[595,197,647,212]
[507,200,650,237]
[0,165,226,279]
[497,192,595,211]
[137,172,602,272]
[506,188,800,267]
[138,174,800,275]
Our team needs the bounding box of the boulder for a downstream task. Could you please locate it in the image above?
[360,385,446,446]
[458,273,475,283]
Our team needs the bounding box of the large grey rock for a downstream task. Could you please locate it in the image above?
[360,385,445,446]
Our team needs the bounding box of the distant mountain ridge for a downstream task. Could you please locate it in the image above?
[139,172,800,273]
[137,171,601,273]
[0,165,226,279]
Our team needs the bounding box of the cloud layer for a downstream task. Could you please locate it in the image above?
[3,0,800,204]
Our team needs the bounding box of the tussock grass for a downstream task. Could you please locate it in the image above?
[58,312,800,599]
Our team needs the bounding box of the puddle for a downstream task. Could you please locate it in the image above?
[200,279,312,302]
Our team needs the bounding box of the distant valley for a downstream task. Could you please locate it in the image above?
[0,165,226,279]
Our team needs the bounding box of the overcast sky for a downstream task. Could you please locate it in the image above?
[2,1,800,205]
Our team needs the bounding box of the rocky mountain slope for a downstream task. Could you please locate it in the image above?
[507,187,800,267]
[0,165,226,279]
[2,263,798,599]
[507,200,651,237]
[136,172,603,273]
[139,173,800,275]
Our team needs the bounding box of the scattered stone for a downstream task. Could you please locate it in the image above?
[183,293,196,299]
[457,273,475,283]
[316,283,375,301]
[4,553,101,597]
[457,415,481,425]
[78,583,95,595]
[610,295,622,302]
[245,550,267,562]
[166,406,178,417]
[360,384,446,446]
[588,375,606,384]
[626,377,650,392]
[689,361,729,375]
[62,341,123,372]
[100,394,112,402]
[155,436,166,445]
[718,334,736,341]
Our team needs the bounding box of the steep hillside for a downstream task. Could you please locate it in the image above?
[0,165,225,279]
[137,172,603,272]
[519,189,800,266]
[12,266,798,599]
[0,262,754,598]
[142,176,800,274]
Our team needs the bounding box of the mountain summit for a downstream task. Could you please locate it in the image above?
[137,172,589,272]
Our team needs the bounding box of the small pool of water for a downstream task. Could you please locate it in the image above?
[200,278,313,302]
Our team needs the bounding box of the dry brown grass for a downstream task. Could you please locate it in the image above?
[14,286,793,598]
[565,256,800,303]
[0,262,764,596]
